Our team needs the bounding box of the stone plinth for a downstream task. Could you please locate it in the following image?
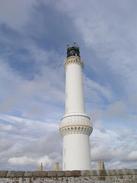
[0,169,137,183]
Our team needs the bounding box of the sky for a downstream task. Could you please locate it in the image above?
[0,0,137,170]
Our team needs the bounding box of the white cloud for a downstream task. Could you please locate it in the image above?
[85,76,114,107]
[127,151,137,161]
[8,156,35,165]
[0,0,137,170]
[58,0,137,98]
[0,114,137,169]
[0,44,64,120]
[8,155,52,166]
[0,114,61,170]
[91,127,137,169]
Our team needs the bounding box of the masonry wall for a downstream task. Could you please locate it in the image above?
[0,169,137,183]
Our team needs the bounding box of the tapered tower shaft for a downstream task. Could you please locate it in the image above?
[59,44,93,170]
[65,56,85,114]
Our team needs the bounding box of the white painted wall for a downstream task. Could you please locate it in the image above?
[63,134,91,170]
[65,62,85,114]
[60,55,92,170]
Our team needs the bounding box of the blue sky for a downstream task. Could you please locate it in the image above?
[0,0,137,170]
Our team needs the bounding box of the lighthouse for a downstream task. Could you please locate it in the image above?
[59,43,93,170]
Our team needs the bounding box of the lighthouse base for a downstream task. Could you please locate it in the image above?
[63,133,91,170]
[59,114,93,171]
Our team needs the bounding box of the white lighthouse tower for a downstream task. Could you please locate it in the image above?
[59,43,93,170]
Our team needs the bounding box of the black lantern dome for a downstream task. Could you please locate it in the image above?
[67,42,80,58]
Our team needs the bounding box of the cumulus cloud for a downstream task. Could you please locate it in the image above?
[0,48,64,120]
[58,0,137,99]
[8,155,52,167]
[0,114,61,170]
[91,127,137,169]
[0,114,137,170]
[127,151,137,161]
